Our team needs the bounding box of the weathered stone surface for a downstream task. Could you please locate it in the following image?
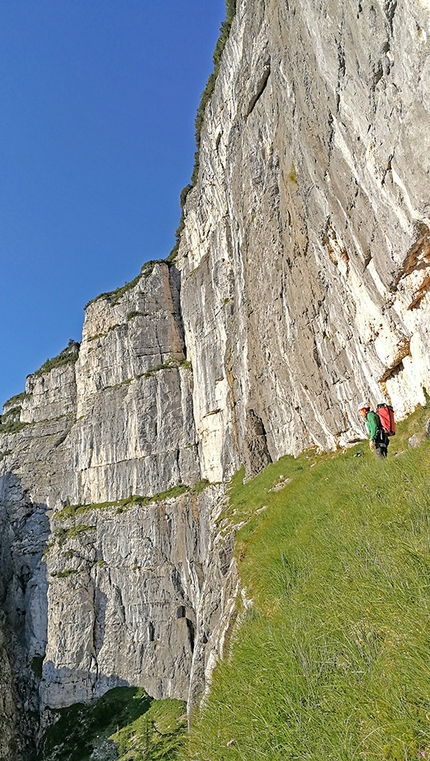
[40,486,237,712]
[178,0,430,476]
[1,1,430,756]
[0,613,19,761]
[0,476,49,760]
[0,261,236,755]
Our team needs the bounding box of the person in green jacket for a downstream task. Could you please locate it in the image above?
[358,402,389,458]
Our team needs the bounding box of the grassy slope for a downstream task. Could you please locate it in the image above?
[37,687,186,761]
[181,403,430,761]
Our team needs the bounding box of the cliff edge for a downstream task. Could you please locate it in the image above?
[1,0,429,757]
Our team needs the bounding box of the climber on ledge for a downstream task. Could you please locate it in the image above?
[358,402,389,458]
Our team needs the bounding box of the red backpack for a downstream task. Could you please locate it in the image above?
[376,403,396,436]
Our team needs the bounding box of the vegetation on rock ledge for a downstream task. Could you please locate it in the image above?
[53,484,191,521]
[168,0,237,262]
[36,686,186,761]
[86,259,168,308]
[34,339,80,377]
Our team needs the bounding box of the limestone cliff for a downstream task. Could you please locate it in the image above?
[178,0,430,479]
[1,0,430,757]
[0,262,238,757]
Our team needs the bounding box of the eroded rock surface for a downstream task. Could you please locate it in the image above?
[41,485,237,713]
[178,0,430,476]
[1,1,430,757]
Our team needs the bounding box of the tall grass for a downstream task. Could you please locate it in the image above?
[36,687,186,761]
[182,404,430,760]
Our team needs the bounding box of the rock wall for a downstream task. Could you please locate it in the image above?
[41,485,237,714]
[0,261,238,758]
[178,0,430,477]
[0,475,49,759]
[0,614,19,761]
[1,0,430,757]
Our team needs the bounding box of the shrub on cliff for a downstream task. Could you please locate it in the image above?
[34,338,80,376]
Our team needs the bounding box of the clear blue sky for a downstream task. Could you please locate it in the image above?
[0,0,226,407]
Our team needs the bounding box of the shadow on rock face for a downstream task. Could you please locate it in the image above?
[0,471,50,760]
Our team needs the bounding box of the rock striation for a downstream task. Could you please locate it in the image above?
[0,262,238,757]
[1,0,430,758]
[178,0,430,476]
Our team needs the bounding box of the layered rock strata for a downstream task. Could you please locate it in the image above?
[0,262,237,757]
[178,0,430,478]
[1,0,430,757]
[41,485,237,713]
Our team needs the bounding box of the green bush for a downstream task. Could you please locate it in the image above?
[34,339,80,377]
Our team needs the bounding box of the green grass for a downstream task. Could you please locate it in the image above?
[181,403,430,761]
[36,687,185,761]
[112,697,186,760]
[53,484,191,521]
[34,339,80,377]
[36,687,177,761]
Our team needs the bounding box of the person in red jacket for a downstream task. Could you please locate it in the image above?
[358,402,389,458]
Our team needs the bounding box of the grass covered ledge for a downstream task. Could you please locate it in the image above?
[182,403,430,761]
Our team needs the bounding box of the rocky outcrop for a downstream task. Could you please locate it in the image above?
[0,614,19,761]
[41,485,237,714]
[0,261,237,758]
[178,0,430,476]
[0,475,49,759]
[1,0,430,757]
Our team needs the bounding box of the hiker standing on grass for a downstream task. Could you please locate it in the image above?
[358,402,389,458]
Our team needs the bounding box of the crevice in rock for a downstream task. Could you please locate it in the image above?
[384,0,398,34]
[391,223,430,307]
[186,618,195,653]
[381,153,394,186]
[378,339,411,383]
[246,60,271,117]
[243,408,272,480]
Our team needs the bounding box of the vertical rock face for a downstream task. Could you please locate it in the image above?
[178,0,430,477]
[0,476,49,759]
[41,485,237,713]
[1,1,430,757]
[0,262,237,757]
[0,614,19,761]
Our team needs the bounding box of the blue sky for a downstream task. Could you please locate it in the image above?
[0,0,226,407]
